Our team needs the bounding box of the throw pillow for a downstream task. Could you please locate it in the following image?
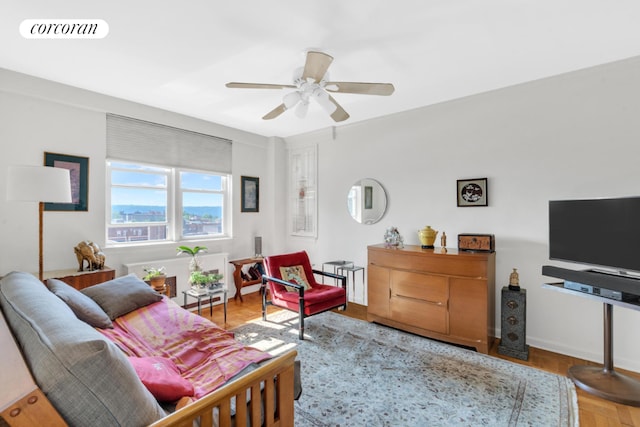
[128,357,195,402]
[81,274,162,320]
[46,278,113,329]
[279,265,312,292]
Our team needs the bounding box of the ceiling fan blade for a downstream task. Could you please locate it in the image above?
[226,82,296,89]
[325,82,395,96]
[327,95,350,122]
[302,51,333,83]
[262,104,287,120]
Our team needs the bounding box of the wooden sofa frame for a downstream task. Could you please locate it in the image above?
[1,306,297,427]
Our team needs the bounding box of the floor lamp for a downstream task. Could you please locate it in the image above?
[6,166,72,281]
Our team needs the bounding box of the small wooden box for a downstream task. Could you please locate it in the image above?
[458,234,495,252]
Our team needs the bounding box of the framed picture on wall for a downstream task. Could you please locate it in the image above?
[44,152,89,211]
[457,178,488,207]
[241,176,259,212]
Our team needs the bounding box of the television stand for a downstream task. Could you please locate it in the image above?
[543,282,640,406]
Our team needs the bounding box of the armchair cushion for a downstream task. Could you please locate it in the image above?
[272,284,346,315]
[279,265,312,292]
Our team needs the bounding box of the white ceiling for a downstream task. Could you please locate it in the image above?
[2,1,640,138]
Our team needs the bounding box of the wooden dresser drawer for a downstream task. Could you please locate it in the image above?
[391,270,448,304]
[390,296,448,334]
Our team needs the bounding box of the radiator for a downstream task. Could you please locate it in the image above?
[124,253,229,303]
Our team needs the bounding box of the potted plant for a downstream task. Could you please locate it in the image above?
[176,245,208,272]
[142,266,166,291]
[189,270,223,290]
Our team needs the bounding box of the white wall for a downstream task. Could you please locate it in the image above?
[285,56,640,372]
[3,55,640,372]
[0,69,276,300]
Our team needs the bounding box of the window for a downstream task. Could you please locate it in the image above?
[107,160,230,245]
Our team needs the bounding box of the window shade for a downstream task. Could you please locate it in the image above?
[106,114,232,173]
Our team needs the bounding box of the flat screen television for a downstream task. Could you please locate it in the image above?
[549,196,640,275]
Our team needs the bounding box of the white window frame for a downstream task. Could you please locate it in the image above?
[106,159,231,247]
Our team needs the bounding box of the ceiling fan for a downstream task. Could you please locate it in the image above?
[226,50,395,122]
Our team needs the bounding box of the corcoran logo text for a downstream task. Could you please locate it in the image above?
[20,19,109,39]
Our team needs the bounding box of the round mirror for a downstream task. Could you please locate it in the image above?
[347,178,387,224]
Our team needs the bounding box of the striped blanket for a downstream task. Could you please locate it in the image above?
[98,297,271,398]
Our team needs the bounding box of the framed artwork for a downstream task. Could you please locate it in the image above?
[457,178,488,207]
[289,144,317,237]
[241,176,259,212]
[44,152,89,211]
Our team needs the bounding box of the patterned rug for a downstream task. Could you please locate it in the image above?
[233,310,578,427]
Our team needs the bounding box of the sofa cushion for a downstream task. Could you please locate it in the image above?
[128,356,195,402]
[46,278,113,329]
[81,273,162,319]
[0,271,166,426]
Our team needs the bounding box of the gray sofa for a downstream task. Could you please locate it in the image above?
[0,271,167,426]
[0,271,297,427]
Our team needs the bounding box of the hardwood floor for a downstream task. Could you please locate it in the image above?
[204,291,640,426]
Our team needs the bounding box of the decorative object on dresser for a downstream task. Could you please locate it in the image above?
[6,165,72,281]
[74,240,106,271]
[456,177,488,207]
[367,244,496,353]
[41,267,116,291]
[383,226,404,248]
[497,278,529,360]
[229,256,264,302]
[457,233,495,252]
[418,225,438,249]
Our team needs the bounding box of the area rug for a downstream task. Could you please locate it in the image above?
[233,310,578,427]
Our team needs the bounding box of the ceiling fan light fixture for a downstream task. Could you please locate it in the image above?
[283,91,301,109]
[295,101,309,118]
[315,89,337,114]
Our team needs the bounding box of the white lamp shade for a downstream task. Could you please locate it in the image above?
[7,165,72,203]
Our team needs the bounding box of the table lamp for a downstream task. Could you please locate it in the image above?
[6,165,72,281]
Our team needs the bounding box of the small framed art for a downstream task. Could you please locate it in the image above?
[44,152,89,211]
[241,176,259,212]
[457,178,488,207]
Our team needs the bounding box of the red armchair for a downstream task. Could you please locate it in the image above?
[262,251,347,339]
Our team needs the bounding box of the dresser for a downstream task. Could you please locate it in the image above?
[367,244,496,353]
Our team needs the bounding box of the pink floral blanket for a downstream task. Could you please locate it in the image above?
[98,298,271,398]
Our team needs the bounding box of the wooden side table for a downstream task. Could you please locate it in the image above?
[229,257,263,302]
[42,267,115,290]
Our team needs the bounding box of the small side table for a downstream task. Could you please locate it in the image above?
[182,286,227,322]
[497,286,529,360]
[229,257,264,302]
[322,260,353,287]
[336,265,365,301]
[322,260,353,274]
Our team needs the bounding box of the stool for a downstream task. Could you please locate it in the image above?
[337,265,365,302]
